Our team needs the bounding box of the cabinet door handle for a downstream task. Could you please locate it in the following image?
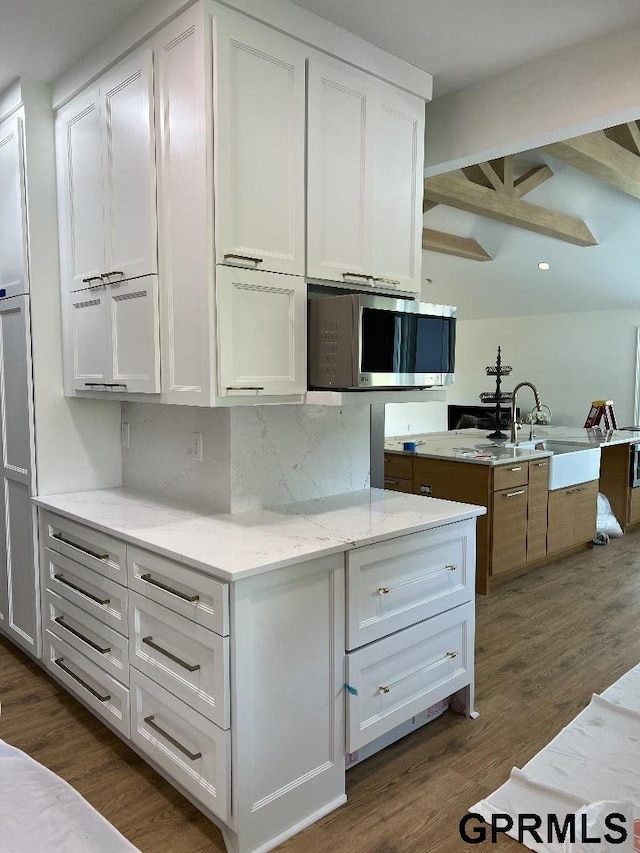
[54,658,110,702]
[81,275,103,284]
[372,277,401,287]
[225,386,264,391]
[142,636,200,672]
[143,715,202,761]
[54,616,111,654]
[508,466,522,472]
[342,272,373,283]
[53,573,110,606]
[51,532,109,561]
[139,573,199,603]
[566,486,586,494]
[223,253,263,265]
[504,489,526,497]
[384,478,401,485]
[533,462,548,467]
[100,270,124,279]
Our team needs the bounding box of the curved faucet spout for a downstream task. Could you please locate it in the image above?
[510,381,542,444]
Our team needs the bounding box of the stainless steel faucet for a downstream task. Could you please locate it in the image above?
[510,381,542,444]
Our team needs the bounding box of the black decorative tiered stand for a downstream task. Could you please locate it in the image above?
[479,346,513,440]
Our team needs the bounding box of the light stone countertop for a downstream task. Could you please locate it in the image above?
[384,426,640,465]
[33,487,486,582]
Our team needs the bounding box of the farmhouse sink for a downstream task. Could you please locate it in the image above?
[519,440,601,490]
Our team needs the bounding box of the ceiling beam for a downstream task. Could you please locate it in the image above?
[513,164,554,198]
[422,228,492,262]
[423,173,597,246]
[542,131,640,200]
[603,121,640,156]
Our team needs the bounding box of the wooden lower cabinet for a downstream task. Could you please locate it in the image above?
[527,459,549,563]
[491,485,528,575]
[547,480,598,555]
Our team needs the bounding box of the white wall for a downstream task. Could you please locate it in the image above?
[449,310,640,428]
[122,403,371,513]
[384,401,447,437]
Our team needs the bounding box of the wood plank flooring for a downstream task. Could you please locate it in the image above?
[2,530,640,852]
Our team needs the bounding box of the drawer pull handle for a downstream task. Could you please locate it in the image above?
[376,564,458,596]
[54,658,110,702]
[384,479,401,485]
[81,275,103,284]
[144,715,202,761]
[372,277,401,287]
[223,253,263,265]
[534,462,548,467]
[504,489,526,498]
[225,386,265,391]
[101,270,124,279]
[51,532,108,561]
[53,574,110,606]
[142,636,201,672]
[140,573,199,603]
[566,486,586,494]
[54,616,111,654]
[378,650,460,695]
[342,271,373,282]
[508,466,522,472]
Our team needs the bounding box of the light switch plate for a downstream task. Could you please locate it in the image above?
[190,432,203,461]
[121,423,130,449]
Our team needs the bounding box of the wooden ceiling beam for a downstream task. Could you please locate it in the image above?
[542,131,640,200]
[513,164,554,198]
[603,121,640,156]
[422,228,492,262]
[423,199,440,213]
[423,173,597,246]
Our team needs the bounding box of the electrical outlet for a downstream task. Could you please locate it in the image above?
[190,432,203,462]
[121,422,130,449]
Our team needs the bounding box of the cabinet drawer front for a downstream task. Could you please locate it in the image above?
[345,601,474,752]
[43,548,128,635]
[130,668,230,821]
[129,592,229,729]
[383,477,413,494]
[44,629,130,737]
[44,589,129,685]
[384,454,412,480]
[42,511,125,584]
[346,519,475,650]
[493,462,528,491]
[128,547,228,636]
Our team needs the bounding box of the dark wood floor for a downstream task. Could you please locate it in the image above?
[2,530,640,853]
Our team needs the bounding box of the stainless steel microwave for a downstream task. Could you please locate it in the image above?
[308,294,456,390]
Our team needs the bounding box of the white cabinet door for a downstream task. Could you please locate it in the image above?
[69,287,110,392]
[214,9,306,276]
[57,88,105,292]
[0,296,39,657]
[102,51,158,282]
[0,115,29,297]
[216,266,305,397]
[371,85,424,295]
[307,57,375,285]
[108,276,160,393]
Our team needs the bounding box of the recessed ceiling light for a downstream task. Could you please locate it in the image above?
[538,262,550,271]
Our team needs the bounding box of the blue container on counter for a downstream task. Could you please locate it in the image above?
[403,441,417,452]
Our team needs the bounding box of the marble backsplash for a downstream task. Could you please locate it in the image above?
[121,403,370,513]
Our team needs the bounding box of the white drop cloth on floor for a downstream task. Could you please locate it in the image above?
[470,664,640,853]
[0,739,140,852]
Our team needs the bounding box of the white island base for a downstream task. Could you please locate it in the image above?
[34,488,484,853]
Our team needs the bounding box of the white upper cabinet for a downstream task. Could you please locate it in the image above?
[57,50,157,293]
[216,265,306,397]
[0,114,29,297]
[70,276,160,394]
[307,58,374,286]
[307,56,424,294]
[214,9,306,276]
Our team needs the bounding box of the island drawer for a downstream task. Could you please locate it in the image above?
[129,591,230,728]
[493,462,528,491]
[383,477,413,493]
[42,511,126,585]
[346,518,475,650]
[44,629,130,737]
[345,600,474,752]
[384,454,412,481]
[43,548,128,636]
[44,589,129,685]
[128,547,229,636]
[130,668,230,821]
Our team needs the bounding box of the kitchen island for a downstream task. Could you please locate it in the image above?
[384,426,640,594]
[33,487,484,853]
